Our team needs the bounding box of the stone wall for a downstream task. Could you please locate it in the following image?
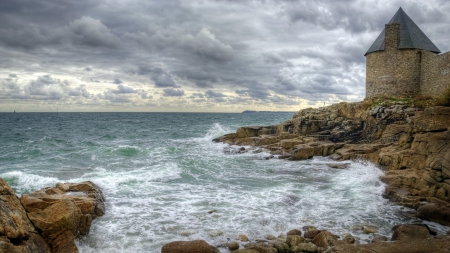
[366,23,422,99]
[420,51,450,97]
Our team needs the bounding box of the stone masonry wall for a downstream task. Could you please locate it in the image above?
[366,23,422,98]
[420,51,450,97]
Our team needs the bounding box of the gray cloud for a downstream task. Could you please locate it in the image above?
[163,88,184,97]
[0,0,448,111]
[111,84,137,94]
[68,16,121,48]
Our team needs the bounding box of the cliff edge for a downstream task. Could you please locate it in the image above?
[214,100,450,226]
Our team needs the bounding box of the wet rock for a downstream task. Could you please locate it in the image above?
[227,241,239,251]
[363,226,378,234]
[272,241,289,253]
[311,231,337,249]
[291,242,317,252]
[238,234,249,242]
[286,235,304,247]
[161,240,215,253]
[234,249,260,253]
[371,235,388,242]
[304,229,321,239]
[286,229,302,236]
[326,163,350,169]
[265,234,277,240]
[416,204,450,226]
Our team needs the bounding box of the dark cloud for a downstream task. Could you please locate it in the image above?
[68,16,121,48]
[163,88,184,97]
[205,90,226,98]
[113,78,123,84]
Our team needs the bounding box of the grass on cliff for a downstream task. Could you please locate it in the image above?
[434,86,450,106]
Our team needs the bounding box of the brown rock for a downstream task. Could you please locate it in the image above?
[391,224,432,241]
[234,249,260,253]
[311,231,337,249]
[416,204,450,226]
[238,234,249,242]
[371,235,388,243]
[228,241,240,251]
[286,229,302,236]
[286,235,304,247]
[0,178,51,253]
[304,229,321,239]
[20,181,105,253]
[161,240,215,253]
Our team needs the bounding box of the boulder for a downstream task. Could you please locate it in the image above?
[391,224,432,241]
[286,229,302,236]
[286,235,304,247]
[228,241,240,251]
[311,231,337,249]
[161,240,215,253]
[291,243,317,253]
[0,178,51,253]
[416,204,450,226]
[20,181,105,253]
[304,229,321,239]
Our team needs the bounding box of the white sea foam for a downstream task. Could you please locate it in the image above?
[1,171,59,193]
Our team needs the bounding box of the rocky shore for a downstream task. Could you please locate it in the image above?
[162,223,450,253]
[0,178,105,253]
[214,100,450,227]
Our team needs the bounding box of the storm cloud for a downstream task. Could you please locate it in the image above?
[0,0,449,112]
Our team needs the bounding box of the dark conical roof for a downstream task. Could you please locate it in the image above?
[365,7,441,55]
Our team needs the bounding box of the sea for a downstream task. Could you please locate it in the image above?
[1,112,448,252]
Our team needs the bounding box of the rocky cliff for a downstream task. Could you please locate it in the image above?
[214,100,450,226]
[0,179,105,253]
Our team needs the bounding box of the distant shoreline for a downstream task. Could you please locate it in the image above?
[242,110,295,113]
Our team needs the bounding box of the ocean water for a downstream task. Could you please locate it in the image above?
[0,112,448,252]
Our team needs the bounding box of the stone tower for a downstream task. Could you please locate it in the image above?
[365,7,441,99]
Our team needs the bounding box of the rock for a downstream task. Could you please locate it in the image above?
[20,181,105,253]
[228,241,240,251]
[272,241,289,253]
[371,235,388,242]
[416,204,450,226]
[363,226,378,234]
[161,240,215,253]
[326,163,350,169]
[207,209,217,214]
[238,234,249,242]
[311,231,337,249]
[234,249,260,253]
[304,229,321,239]
[286,235,304,247]
[286,229,302,236]
[0,178,52,253]
[265,234,277,240]
[391,224,432,241]
[291,242,317,253]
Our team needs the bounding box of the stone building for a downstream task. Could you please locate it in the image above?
[365,7,450,99]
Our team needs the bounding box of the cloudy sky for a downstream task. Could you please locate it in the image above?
[1,0,449,112]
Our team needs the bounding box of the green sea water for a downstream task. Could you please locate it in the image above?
[0,112,448,252]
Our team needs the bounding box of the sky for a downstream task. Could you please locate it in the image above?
[1,0,449,112]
